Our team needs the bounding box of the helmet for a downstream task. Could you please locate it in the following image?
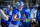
[16,1,24,11]
[16,1,24,6]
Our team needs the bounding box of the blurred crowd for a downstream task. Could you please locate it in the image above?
[0,1,40,27]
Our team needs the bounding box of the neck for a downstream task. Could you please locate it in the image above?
[16,9,19,11]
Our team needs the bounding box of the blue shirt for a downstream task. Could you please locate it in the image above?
[11,9,21,25]
[23,9,30,19]
[36,11,40,21]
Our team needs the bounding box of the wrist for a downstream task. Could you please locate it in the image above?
[19,18,21,20]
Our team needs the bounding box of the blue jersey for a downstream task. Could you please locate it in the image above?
[36,11,40,21]
[8,10,12,22]
[23,9,30,19]
[11,9,21,25]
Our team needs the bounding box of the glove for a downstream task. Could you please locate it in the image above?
[20,16,24,20]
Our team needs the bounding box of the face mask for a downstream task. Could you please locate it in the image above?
[18,9,22,11]
[17,6,22,11]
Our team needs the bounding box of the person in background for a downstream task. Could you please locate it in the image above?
[23,5,31,27]
[36,6,40,27]
[31,5,38,27]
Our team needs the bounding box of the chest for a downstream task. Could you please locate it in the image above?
[16,12,21,18]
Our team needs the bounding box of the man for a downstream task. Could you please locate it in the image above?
[23,5,30,27]
[31,6,38,27]
[8,1,24,27]
[36,6,40,27]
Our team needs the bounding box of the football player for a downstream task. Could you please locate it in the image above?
[8,1,24,27]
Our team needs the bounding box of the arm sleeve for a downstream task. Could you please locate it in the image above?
[12,11,17,15]
[30,10,34,19]
[1,10,8,21]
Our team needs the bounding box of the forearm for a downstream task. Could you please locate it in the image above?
[13,18,20,21]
